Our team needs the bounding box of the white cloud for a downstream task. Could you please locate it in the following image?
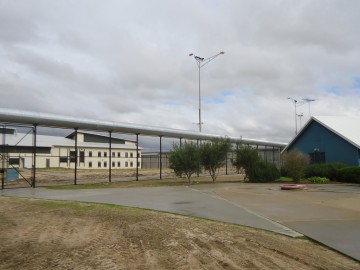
[1,0,360,145]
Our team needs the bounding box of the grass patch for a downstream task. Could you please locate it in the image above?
[276,177,293,182]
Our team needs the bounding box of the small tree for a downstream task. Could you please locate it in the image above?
[233,146,260,181]
[282,150,310,182]
[199,138,231,182]
[169,141,200,183]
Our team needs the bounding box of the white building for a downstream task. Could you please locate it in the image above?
[1,128,142,169]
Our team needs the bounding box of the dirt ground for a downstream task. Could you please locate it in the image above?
[0,197,358,270]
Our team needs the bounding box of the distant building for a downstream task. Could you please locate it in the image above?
[283,116,360,166]
[1,128,142,169]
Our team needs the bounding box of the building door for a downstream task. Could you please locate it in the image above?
[46,159,50,168]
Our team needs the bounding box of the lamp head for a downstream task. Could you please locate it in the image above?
[220,51,225,54]
[189,53,194,56]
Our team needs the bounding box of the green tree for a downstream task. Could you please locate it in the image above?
[232,146,260,181]
[169,141,200,183]
[199,138,231,182]
[282,150,310,182]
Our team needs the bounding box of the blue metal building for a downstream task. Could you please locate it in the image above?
[284,116,360,166]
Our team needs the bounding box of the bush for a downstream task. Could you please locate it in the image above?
[281,150,310,183]
[337,166,360,183]
[250,161,281,183]
[169,142,200,182]
[305,176,330,183]
[199,138,231,182]
[232,146,260,181]
[304,163,347,181]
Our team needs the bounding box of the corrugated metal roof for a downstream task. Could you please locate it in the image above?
[313,116,360,149]
[283,116,360,152]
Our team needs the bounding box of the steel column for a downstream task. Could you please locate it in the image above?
[265,145,268,162]
[32,124,37,188]
[1,125,5,189]
[74,128,78,185]
[109,131,112,183]
[136,134,139,181]
[159,136,162,180]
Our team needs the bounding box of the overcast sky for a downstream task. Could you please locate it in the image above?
[1,0,360,144]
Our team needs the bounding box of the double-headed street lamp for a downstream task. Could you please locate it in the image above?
[189,51,225,132]
[288,97,316,135]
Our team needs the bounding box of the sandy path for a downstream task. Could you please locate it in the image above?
[0,197,358,269]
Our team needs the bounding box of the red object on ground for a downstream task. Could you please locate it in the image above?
[280,184,307,190]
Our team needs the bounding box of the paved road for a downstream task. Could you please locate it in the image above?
[2,183,360,261]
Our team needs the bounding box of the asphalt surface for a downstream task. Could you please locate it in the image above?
[1,183,360,261]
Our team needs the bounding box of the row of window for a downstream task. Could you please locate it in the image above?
[89,151,137,158]
[88,161,139,168]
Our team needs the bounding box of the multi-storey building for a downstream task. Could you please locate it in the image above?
[1,128,142,169]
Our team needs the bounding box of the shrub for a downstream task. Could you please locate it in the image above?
[304,163,347,181]
[337,166,360,183]
[199,138,231,182]
[232,146,260,181]
[281,150,309,183]
[306,176,330,183]
[250,161,281,183]
[169,142,200,182]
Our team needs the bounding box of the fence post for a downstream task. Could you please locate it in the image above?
[136,133,139,181]
[109,131,112,183]
[159,136,162,180]
[74,128,78,185]
[32,124,37,188]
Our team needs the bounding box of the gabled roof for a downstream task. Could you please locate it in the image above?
[283,116,360,152]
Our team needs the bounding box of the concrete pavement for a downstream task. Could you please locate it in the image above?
[1,183,360,261]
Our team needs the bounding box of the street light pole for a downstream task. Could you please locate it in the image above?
[189,51,224,132]
[288,97,298,135]
[297,113,304,130]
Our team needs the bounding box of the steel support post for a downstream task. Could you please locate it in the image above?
[1,125,5,189]
[265,145,268,162]
[197,139,200,177]
[273,146,275,165]
[136,134,139,181]
[32,124,37,188]
[74,128,78,185]
[159,136,162,180]
[109,131,112,183]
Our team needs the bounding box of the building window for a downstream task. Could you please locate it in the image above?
[130,152,133,158]
[70,151,76,163]
[98,161,101,168]
[89,162,92,168]
[89,151,92,157]
[112,152,115,157]
[125,161,128,167]
[98,151,101,157]
[130,161,133,167]
[117,161,121,167]
[80,151,85,163]
[104,152,107,157]
[117,152,121,158]
[60,157,67,163]
[309,151,326,164]
[112,161,115,167]
[125,152,128,158]
[104,162,107,168]
[9,158,19,165]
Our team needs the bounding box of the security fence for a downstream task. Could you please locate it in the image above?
[1,109,286,189]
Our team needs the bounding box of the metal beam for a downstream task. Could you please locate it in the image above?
[0,109,286,148]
